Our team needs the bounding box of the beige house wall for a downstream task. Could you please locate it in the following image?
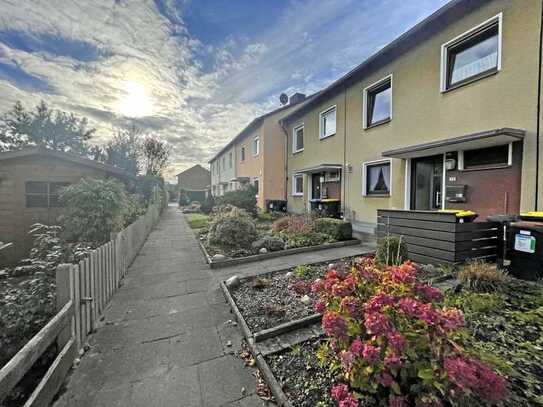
[286,93,346,213]
[210,145,236,196]
[236,129,264,207]
[286,0,542,231]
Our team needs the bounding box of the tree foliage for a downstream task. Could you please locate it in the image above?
[0,100,95,154]
[142,135,170,176]
[104,125,143,175]
[59,178,141,243]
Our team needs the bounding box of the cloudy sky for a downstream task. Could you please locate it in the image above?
[0,0,449,179]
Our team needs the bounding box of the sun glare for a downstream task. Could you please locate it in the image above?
[118,81,153,118]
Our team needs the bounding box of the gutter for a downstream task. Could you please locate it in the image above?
[280,120,289,202]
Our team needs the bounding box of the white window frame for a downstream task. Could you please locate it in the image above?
[363,74,393,129]
[253,137,260,156]
[292,174,304,196]
[293,124,304,153]
[362,159,392,197]
[440,13,503,92]
[319,105,337,140]
[325,171,341,182]
[457,142,512,170]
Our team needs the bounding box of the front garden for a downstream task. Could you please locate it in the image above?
[224,240,543,406]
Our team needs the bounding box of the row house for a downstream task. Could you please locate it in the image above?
[281,0,542,235]
[209,93,315,210]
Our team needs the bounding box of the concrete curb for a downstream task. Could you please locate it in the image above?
[253,314,322,342]
[203,239,361,269]
[220,280,293,406]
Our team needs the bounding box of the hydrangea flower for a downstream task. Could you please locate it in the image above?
[364,312,391,335]
[341,297,362,318]
[331,383,350,401]
[362,343,380,364]
[323,311,348,339]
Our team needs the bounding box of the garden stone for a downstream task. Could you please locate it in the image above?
[225,275,240,289]
[212,253,227,262]
[0,269,8,279]
[285,272,294,279]
[259,247,268,254]
[301,295,312,305]
[328,263,337,270]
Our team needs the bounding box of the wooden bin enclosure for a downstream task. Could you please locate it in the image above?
[377,210,499,264]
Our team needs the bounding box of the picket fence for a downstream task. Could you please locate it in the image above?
[0,199,165,407]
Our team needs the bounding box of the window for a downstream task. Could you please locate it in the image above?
[460,143,511,170]
[363,160,391,196]
[292,174,303,196]
[241,146,245,162]
[364,76,392,128]
[319,106,336,139]
[326,171,340,182]
[229,152,233,168]
[253,137,259,156]
[293,124,304,153]
[253,178,259,194]
[25,181,69,208]
[441,14,501,91]
[222,156,225,170]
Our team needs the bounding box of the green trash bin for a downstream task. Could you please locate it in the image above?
[507,221,543,280]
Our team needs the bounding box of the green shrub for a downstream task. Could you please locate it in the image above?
[60,178,141,244]
[251,235,285,252]
[200,194,215,214]
[458,260,506,292]
[314,218,352,241]
[286,231,329,248]
[375,235,408,266]
[185,214,209,229]
[216,185,257,215]
[272,214,314,235]
[207,207,257,252]
[293,265,312,278]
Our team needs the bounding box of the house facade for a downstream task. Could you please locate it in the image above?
[282,0,542,234]
[176,164,210,202]
[0,147,130,264]
[210,93,315,210]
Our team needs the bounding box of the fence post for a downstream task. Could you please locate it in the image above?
[56,264,74,349]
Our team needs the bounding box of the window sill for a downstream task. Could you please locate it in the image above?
[364,118,391,130]
[292,193,303,197]
[441,69,498,93]
[363,193,391,198]
[319,133,336,140]
[293,149,304,155]
[460,164,510,172]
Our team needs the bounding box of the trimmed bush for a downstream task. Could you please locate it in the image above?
[375,235,408,266]
[216,185,257,215]
[314,218,352,241]
[286,231,330,248]
[207,207,257,252]
[458,260,506,292]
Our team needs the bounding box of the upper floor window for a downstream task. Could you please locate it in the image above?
[26,181,69,208]
[364,75,392,128]
[293,124,304,153]
[241,146,246,162]
[222,156,225,170]
[362,160,391,196]
[229,152,233,168]
[441,14,502,91]
[319,106,336,139]
[253,137,260,156]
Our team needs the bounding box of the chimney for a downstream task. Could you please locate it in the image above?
[289,93,306,105]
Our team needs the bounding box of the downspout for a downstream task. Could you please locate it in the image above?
[280,119,289,204]
[342,84,348,219]
[536,0,543,210]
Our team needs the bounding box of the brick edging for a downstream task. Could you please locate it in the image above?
[203,239,361,269]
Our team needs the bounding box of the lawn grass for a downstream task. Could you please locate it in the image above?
[185,213,209,229]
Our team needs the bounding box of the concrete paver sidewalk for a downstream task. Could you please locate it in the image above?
[54,205,374,407]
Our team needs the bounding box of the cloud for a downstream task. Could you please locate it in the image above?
[0,0,448,180]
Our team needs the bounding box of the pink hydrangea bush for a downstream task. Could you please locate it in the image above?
[314,257,506,406]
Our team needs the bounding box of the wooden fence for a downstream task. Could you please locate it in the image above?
[377,209,500,265]
[0,199,165,406]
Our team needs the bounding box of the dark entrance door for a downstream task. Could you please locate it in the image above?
[411,155,443,210]
[311,172,323,200]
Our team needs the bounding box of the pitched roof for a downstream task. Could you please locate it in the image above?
[280,0,484,124]
[209,91,321,163]
[176,164,210,177]
[0,147,131,178]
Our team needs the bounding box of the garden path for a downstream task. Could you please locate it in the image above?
[53,205,374,407]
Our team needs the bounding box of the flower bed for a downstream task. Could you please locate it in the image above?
[230,259,358,333]
[199,206,357,266]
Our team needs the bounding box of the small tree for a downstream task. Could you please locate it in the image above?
[142,135,170,176]
[59,178,139,243]
[104,125,143,175]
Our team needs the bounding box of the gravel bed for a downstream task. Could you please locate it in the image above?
[266,339,336,407]
[230,258,357,332]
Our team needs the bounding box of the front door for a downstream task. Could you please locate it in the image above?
[411,155,443,210]
[311,172,323,200]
